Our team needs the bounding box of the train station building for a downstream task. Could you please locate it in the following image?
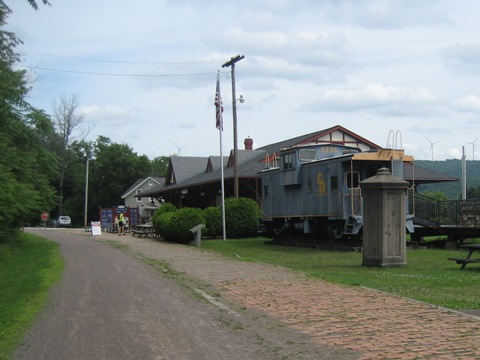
[139,125,456,209]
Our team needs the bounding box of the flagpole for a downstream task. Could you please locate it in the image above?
[216,71,227,240]
[219,125,226,241]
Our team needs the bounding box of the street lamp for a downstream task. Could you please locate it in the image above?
[222,54,245,198]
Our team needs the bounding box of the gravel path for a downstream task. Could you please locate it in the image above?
[14,229,347,360]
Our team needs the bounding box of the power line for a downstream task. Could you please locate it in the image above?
[23,52,219,66]
[19,65,221,77]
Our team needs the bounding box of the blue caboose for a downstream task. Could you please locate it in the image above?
[259,143,414,239]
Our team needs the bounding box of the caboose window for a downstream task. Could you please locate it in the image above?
[264,185,269,197]
[346,171,360,189]
[283,153,295,170]
[298,149,316,161]
[330,176,338,190]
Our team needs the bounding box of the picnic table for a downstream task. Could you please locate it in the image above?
[105,223,130,233]
[131,223,155,238]
[448,244,480,269]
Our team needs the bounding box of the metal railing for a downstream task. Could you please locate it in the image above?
[411,192,480,228]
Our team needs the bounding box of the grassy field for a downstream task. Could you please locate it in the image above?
[201,238,480,310]
[0,233,64,360]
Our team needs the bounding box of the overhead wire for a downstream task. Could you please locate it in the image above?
[24,52,219,66]
[18,52,226,77]
[18,65,219,77]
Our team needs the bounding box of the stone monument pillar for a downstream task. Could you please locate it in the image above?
[360,167,409,267]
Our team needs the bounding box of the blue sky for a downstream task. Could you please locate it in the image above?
[7,0,480,161]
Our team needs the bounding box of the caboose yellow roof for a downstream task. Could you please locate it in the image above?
[351,149,414,162]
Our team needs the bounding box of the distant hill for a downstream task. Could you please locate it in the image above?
[415,159,480,200]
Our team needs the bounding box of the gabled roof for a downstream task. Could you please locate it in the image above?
[257,125,381,157]
[121,176,164,198]
[165,156,209,185]
[159,150,268,193]
[206,156,229,173]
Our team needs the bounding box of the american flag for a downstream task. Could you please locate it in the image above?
[215,73,223,131]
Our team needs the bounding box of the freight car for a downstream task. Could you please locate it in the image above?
[258,143,415,240]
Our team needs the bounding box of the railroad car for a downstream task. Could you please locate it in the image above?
[258,143,414,240]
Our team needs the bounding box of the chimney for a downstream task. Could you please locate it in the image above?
[244,137,253,150]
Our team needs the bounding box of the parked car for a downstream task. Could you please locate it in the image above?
[58,215,72,227]
[49,219,59,228]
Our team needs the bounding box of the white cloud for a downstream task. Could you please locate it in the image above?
[304,84,439,116]
[6,0,480,161]
[79,105,129,119]
[454,95,480,112]
[448,147,463,159]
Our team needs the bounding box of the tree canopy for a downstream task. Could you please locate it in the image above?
[0,2,171,241]
[0,2,58,243]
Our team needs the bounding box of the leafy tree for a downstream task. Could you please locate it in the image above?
[89,136,152,209]
[25,0,50,10]
[0,2,57,243]
[151,155,170,177]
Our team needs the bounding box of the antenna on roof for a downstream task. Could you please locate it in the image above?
[174,143,187,156]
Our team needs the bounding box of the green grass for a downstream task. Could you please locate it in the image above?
[200,238,480,310]
[0,233,64,360]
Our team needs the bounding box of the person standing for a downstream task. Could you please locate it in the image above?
[118,212,125,236]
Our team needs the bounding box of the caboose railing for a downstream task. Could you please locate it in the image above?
[411,192,480,228]
[344,188,362,217]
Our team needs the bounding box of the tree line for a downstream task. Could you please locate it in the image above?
[0,1,169,243]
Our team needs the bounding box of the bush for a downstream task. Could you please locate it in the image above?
[155,211,176,242]
[203,206,223,238]
[155,207,205,244]
[152,203,176,236]
[156,202,177,216]
[225,197,260,238]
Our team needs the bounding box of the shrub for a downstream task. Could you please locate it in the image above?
[155,207,205,244]
[156,202,177,216]
[155,211,176,242]
[169,207,205,244]
[225,197,260,238]
[152,203,176,237]
[203,206,223,238]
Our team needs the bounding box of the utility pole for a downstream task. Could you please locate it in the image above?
[84,158,89,229]
[222,54,244,198]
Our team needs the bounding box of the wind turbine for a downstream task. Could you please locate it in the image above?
[427,138,439,161]
[174,143,187,156]
[467,137,478,161]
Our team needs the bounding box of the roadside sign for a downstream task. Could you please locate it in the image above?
[41,211,49,221]
[91,221,102,236]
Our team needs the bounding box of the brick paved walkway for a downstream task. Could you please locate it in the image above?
[97,232,480,359]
